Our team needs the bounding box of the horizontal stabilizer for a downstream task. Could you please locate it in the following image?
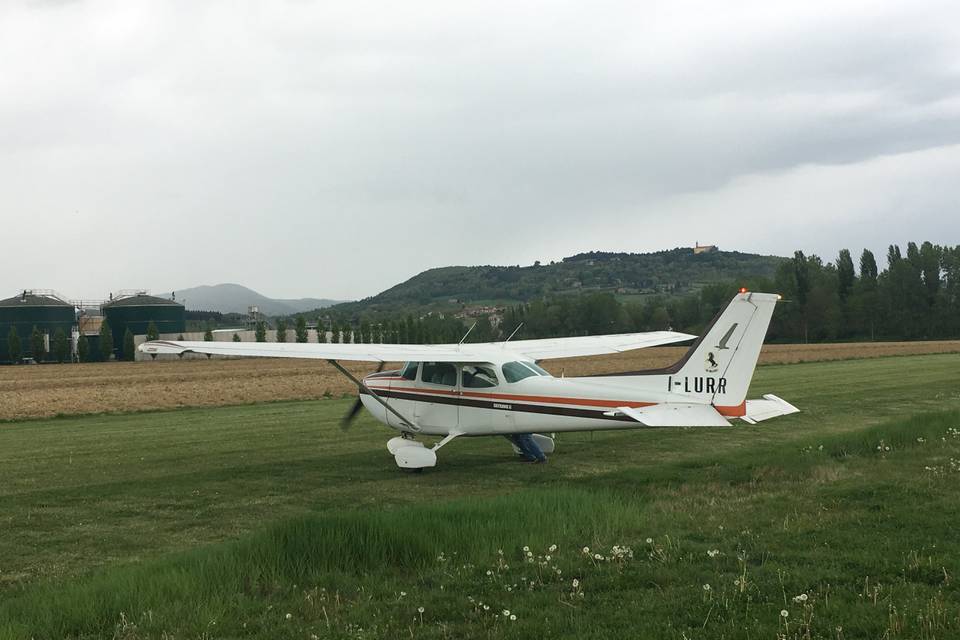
[740,394,800,424]
[610,404,731,427]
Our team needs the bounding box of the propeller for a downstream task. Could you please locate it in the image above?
[340,362,384,430]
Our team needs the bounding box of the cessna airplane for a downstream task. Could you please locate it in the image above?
[140,291,798,469]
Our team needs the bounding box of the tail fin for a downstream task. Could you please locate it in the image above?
[672,291,780,414]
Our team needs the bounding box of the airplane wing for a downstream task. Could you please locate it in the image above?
[139,330,695,363]
[139,340,471,362]
[484,331,696,360]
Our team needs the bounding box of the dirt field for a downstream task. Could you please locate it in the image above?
[1,340,959,421]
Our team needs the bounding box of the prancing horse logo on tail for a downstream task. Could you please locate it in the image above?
[716,323,738,350]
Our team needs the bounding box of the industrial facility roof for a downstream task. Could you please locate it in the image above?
[102,294,184,308]
[0,292,73,307]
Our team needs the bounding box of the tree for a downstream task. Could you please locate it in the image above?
[330,324,340,343]
[275,318,287,343]
[316,318,327,343]
[255,321,267,343]
[836,249,855,303]
[123,328,135,361]
[7,326,21,363]
[232,333,241,342]
[53,327,69,363]
[793,251,811,342]
[295,316,308,343]
[856,249,880,340]
[99,320,113,361]
[77,334,89,363]
[146,321,159,341]
[343,324,352,343]
[204,327,213,341]
[30,326,45,362]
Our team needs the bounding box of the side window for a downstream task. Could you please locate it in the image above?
[400,362,419,381]
[421,362,457,386]
[462,364,499,388]
[502,361,538,383]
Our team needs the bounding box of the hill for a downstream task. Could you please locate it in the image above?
[168,283,342,316]
[328,248,785,317]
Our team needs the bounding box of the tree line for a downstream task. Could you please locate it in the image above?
[497,241,960,343]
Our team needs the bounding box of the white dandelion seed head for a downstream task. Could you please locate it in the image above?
[646,537,653,544]
[285,613,292,620]
[418,606,425,614]
[780,609,789,618]
[483,604,490,610]
[703,584,711,591]
[510,614,517,621]
[572,578,580,588]
[400,591,407,597]
[522,546,530,552]
[582,546,590,554]
[503,609,510,616]
[549,544,557,552]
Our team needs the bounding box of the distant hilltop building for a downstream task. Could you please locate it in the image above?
[693,241,718,255]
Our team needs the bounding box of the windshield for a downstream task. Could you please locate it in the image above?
[502,361,541,383]
[400,362,419,381]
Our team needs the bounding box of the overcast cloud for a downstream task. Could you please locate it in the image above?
[1,0,958,300]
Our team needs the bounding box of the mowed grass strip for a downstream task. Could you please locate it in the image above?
[2,410,960,638]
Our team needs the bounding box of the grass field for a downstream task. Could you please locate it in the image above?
[1,353,960,638]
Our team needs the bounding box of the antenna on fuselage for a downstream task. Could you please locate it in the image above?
[457,322,477,348]
[502,322,523,347]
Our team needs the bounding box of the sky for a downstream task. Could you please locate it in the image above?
[2,0,959,301]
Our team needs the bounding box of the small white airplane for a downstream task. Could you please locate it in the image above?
[140,291,798,470]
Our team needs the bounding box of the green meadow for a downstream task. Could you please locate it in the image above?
[2,353,960,638]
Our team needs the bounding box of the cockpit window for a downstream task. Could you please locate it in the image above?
[400,361,419,381]
[520,361,551,377]
[462,364,499,388]
[502,361,540,383]
[421,362,458,386]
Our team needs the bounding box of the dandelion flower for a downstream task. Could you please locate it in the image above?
[646,537,653,544]
[549,544,557,552]
[780,609,789,618]
[503,609,510,616]
[582,546,590,554]
[510,614,517,621]
[572,578,580,588]
[418,606,425,614]
[523,545,530,552]
[400,591,407,597]
[483,605,490,611]
[285,613,292,620]
[486,570,492,576]
[703,584,711,591]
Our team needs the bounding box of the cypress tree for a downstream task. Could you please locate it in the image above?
[295,316,308,343]
[232,333,241,342]
[316,318,327,343]
[255,321,267,343]
[99,320,113,361]
[77,334,89,362]
[275,318,287,343]
[123,328,135,361]
[30,326,45,362]
[330,324,340,344]
[7,326,21,363]
[146,321,159,341]
[53,327,69,363]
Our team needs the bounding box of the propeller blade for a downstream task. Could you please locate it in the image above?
[339,362,385,430]
[340,397,364,430]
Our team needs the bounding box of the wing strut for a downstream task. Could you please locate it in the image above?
[327,360,421,432]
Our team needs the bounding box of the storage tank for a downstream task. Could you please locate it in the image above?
[102,293,186,358]
[0,291,76,363]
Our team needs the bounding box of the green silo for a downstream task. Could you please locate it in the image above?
[0,291,76,363]
[102,293,185,358]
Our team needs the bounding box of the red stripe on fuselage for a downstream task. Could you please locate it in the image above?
[364,384,655,409]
